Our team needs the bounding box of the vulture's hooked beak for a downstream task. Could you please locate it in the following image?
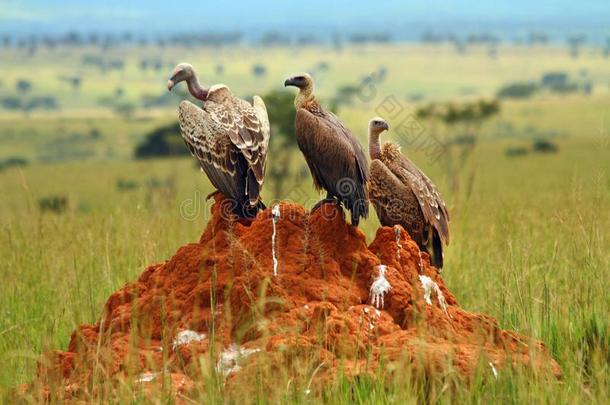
[284,77,300,88]
[382,122,390,131]
[167,68,184,91]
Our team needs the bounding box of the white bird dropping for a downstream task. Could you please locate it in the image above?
[172,329,206,350]
[136,371,158,383]
[216,345,261,376]
[370,265,392,309]
[271,204,281,276]
[418,274,448,315]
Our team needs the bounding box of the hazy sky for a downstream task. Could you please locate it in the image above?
[2,0,609,39]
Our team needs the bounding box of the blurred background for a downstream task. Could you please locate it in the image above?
[0,0,608,392]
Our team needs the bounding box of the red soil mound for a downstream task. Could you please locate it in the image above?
[31,196,560,399]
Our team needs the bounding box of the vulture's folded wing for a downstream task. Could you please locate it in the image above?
[178,100,242,201]
[295,108,363,191]
[389,151,450,244]
[204,90,268,199]
[295,108,368,220]
[252,95,270,143]
[317,109,369,183]
[369,160,420,227]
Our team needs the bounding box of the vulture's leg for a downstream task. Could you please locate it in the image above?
[311,192,338,213]
[350,211,360,227]
[205,190,222,201]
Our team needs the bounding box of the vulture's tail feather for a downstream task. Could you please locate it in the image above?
[347,183,369,227]
[350,210,360,227]
[430,230,444,269]
[239,199,265,219]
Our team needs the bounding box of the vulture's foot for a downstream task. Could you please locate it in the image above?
[205,190,222,201]
[311,197,339,213]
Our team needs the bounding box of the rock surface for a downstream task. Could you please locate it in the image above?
[30,196,560,400]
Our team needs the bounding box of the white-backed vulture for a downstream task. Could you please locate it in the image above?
[168,63,270,218]
[368,117,450,269]
[284,73,369,227]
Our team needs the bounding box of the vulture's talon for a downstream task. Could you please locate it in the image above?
[311,198,337,213]
[205,190,221,201]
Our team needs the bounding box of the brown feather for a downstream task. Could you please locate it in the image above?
[382,142,449,245]
[177,84,270,214]
[369,141,450,268]
[295,100,369,225]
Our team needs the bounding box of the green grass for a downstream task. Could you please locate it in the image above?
[0,44,608,402]
[1,137,607,402]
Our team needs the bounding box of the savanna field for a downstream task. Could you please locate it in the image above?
[0,43,608,402]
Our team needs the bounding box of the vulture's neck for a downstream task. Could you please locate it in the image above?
[295,85,314,109]
[186,75,208,101]
[369,131,382,160]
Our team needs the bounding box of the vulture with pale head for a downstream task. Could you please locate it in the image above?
[168,63,270,218]
[284,73,369,226]
[368,117,450,269]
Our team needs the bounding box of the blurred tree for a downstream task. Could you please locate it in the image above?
[0,156,29,171]
[134,122,187,158]
[252,64,267,77]
[90,128,102,139]
[16,79,32,93]
[114,102,136,119]
[41,35,57,49]
[1,96,22,110]
[567,34,586,58]
[262,90,299,197]
[25,96,59,111]
[497,82,538,99]
[264,91,295,138]
[527,31,549,46]
[39,196,68,214]
[64,31,83,46]
[88,33,99,46]
[317,61,330,71]
[416,99,500,196]
[108,59,125,71]
[121,31,133,43]
[532,138,558,153]
[259,31,290,46]
[59,76,82,91]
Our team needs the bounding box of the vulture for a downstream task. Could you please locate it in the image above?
[284,73,369,226]
[167,63,270,218]
[367,117,450,269]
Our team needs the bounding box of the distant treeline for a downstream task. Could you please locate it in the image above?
[497,71,593,99]
[0,31,391,50]
[2,30,608,52]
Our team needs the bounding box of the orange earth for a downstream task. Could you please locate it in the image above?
[27,196,560,400]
